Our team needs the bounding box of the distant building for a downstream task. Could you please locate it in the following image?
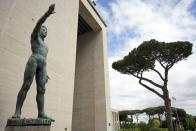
[112,109,120,130]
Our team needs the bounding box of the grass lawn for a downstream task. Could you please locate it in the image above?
[118,129,140,131]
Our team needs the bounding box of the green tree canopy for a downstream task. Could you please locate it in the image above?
[119,110,131,122]
[113,39,192,76]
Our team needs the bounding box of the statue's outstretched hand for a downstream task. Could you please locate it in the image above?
[48,4,55,14]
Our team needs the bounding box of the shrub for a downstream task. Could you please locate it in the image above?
[149,128,162,131]
[149,119,161,128]
[120,122,138,129]
[175,124,184,131]
[118,128,140,131]
[138,122,149,131]
[185,116,196,130]
[160,120,167,128]
[149,128,168,131]
[152,120,161,128]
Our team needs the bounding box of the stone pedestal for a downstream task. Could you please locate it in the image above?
[5,118,52,131]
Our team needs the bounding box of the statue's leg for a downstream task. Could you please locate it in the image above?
[36,66,54,121]
[12,58,37,118]
[36,66,46,117]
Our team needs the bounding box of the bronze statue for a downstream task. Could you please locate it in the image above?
[12,4,55,122]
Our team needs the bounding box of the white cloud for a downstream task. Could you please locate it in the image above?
[97,0,196,115]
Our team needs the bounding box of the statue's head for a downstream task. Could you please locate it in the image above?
[40,25,47,38]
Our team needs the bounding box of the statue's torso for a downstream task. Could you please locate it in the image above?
[30,37,48,67]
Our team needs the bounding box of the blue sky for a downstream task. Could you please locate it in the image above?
[96,0,196,55]
[94,0,196,117]
[95,0,113,8]
[188,0,196,16]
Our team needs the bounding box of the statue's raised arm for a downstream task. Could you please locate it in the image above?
[31,4,55,39]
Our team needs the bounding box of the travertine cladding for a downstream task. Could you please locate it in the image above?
[72,14,112,131]
[72,31,110,131]
[76,1,113,131]
[0,0,79,131]
[0,0,112,131]
[71,1,112,131]
[72,32,96,131]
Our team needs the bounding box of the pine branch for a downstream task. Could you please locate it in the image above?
[157,60,166,69]
[132,73,163,89]
[151,68,164,81]
[139,79,163,99]
[167,63,174,69]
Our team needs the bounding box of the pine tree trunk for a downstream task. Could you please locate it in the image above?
[163,68,174,131]
[163,90,174,131]
[158,114,162,125]
[136,115,138,124]
[158,114,161,121]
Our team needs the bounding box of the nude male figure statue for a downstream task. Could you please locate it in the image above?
[12,4,55,121]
